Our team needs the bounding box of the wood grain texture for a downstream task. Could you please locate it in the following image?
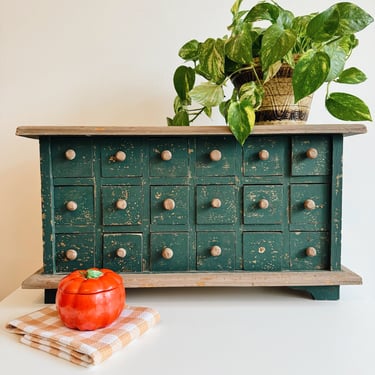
[16,124,367,138]
[23,266,362,289]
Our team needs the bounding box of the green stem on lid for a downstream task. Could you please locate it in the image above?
[85,269,103,279]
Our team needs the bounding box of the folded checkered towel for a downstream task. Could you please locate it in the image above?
[6,304,160,367]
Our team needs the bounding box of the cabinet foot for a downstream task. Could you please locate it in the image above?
[289,286,340,300]
[44,289,57,304]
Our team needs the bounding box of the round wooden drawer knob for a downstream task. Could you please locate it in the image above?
[211,198,222,208]
[65,201,78,211]
[65,149,76,160]
[304,199,316,210]
[210,245,222,257]
[65,249,77,260]
[161,247,174,260]
[116,199,127,210]
[258,149,270,161]
[115,150,126,162]
[163,198,176,211]
[306,247,317,257]
[258,199,269,209]
[306,148,318,159]
[161,150,172,161]
[209,149,222,161]
[116,248,127,258]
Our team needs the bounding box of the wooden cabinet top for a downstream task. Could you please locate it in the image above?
[16,124,367,138]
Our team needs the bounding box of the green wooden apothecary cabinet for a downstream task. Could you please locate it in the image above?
[17,124,365,302]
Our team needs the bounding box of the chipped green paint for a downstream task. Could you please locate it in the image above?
[37,131,347,299]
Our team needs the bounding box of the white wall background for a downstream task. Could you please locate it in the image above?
[0,0,374,300]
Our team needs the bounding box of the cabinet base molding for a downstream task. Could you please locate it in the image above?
[22,266,362,302]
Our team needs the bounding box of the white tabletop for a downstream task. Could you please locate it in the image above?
[1,285,374,375]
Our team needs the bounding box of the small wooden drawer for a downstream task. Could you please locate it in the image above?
[196,185,238,225]
[243,185,284,225]
[51,138,93,177]
[243,136,287,176]
[101,185,143,226]
[54,186,94,226]
[100,138,143,177]
[196,231,235,271]
[290,184,330,230]
[195,136,237,176]
[150,232,189,271]
[291,136,331,176]
[149,138,189,177]
[54,233,95,273]
[243,232,286,271]
[289,231,329,270]
[150,185,189,225]
[103,233,143,272]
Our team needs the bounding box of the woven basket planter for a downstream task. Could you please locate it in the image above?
[231,63,313,125]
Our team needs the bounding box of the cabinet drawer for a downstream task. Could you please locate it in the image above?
[243,136,286,176]
[55,233,95,273]
[54,186,94,226]
[196,232,235,271]
[103,233,142,272]
[149,138,189,177]
[243,232,285,271]
[102,185,143,226]
[291,136,331,176]
[196,185,237,225]
[51,138,93,177]
[195,136,237,176]
[243,185,283,225]
[150,232,189,271]
[290,184,330,230]
[290,232,329,270]
[150,185,189,225]
[100,138,143,177]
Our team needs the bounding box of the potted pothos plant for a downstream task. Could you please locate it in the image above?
[167,0,373,145]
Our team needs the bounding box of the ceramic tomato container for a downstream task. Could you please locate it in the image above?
[56,268,125,331]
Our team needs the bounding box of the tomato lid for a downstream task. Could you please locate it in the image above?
[58,269,123,295]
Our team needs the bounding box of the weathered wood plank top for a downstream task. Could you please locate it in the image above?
[16,124,367,138]
[22,266,362,289]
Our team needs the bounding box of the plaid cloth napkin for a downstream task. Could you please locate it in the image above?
[6,304,160,367]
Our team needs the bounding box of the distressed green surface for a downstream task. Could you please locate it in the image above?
[243,185,284,225]
[243,232,286,271]
[40,132,343,296]
[197,231,236,271]
[103,233,143,272]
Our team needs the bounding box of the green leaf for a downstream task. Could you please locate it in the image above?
[227,99,255,146]
[244,3,280,23]
[179,39,200,61]
[189,82,224,107]
[173,66,195,101]
[334,2,374,35]
[326,92,372,121]
[335,67,367,84]
[322,42,348,81]
[307,6,340,42]
[260,24,296,71]
[85,269,103,279]
[277,9,294,29]
[293,51,330,102]
[219,99,232,122]
[231,0,244,17]
[170,110,190,126]
[196,38,226,84]
[225,23,253,64]
[238,81,264,109]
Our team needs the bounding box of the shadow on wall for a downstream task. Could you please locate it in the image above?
[0,159,42,300]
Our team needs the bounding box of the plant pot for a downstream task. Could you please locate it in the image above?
[231,63,313,125]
